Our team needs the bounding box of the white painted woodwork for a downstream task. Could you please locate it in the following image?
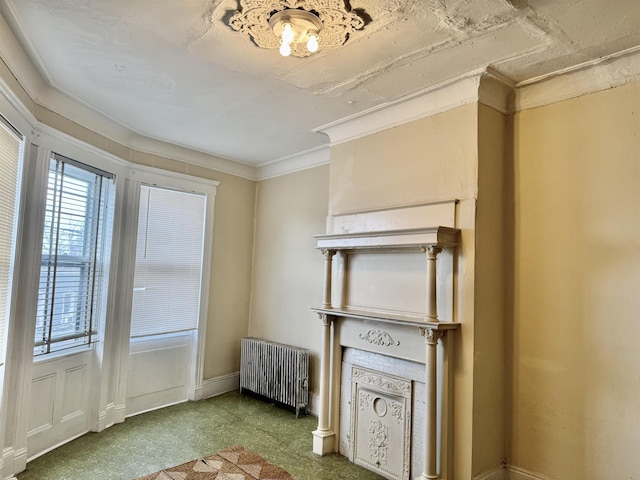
[340,348,427,479]
[350,366,413,480]
[314,226,459,252]
[0,107,219,478]
[312,314,334,455]
[201,372,240,399]
[27,351,91,459]
[312,202,460,480]
[125,333,193,417]
[325,202,457,235]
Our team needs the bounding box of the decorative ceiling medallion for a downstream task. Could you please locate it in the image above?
[229,0,365,57]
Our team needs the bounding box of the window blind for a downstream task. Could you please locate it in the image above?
[130,185,206,338]
[34,153,114,355]
[0,117,22,367]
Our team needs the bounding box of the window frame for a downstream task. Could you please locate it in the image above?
[0,115,24,368]
[34,153,115,357]
[127,165,218,399]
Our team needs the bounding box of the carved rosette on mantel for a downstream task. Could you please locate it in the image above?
[310,223,461,480]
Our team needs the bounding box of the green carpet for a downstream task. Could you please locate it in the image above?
[16,391,385,480]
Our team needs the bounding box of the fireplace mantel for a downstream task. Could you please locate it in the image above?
[311,217,461,480]
[314,226,459,252]
[311,307,460,332]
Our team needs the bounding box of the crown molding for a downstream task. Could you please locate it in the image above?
[315,45,640,146]
[479,68,516,114]
[28,67,258,179]
[256,145,330,181]
[128,134,257,181]
[0,73,37,134]
[314,72,481,146]
[516,45,640,111]
[34,86,258,181]
[314,68,515,146]
[0,6,45,106]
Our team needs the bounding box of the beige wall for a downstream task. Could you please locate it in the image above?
[0,58,35,114]
[473,103,508,474]
[329,104,479,215]
[9,38,639,478]
[197,168,255,379]
[28,97,257,380]
[511,82,640,479]
[249,165,329,394]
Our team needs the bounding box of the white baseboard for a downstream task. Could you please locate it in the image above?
[114,404,126,424]
[473,465,506,480]
[308,392,319,416]
[507,466,554,480]
[473,464,554,480]
[2,447,27,480]
[201,372,240,398]
[95,402,117,432]
[192,385,203,401]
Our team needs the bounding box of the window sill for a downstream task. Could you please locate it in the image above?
[33,344,95,364]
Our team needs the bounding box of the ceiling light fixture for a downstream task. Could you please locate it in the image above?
[229,1,365,58]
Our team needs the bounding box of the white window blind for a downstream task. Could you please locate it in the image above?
[0,117,23,367]
[130,185,206,338]
[35,153,114,356]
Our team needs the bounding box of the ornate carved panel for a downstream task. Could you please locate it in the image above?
[349,366,412,480]
[359,329,401,347]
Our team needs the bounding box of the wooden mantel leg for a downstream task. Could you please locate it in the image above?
[322,249,336,308]
[312,313,335,455]
[422,246,442,320]
[418,327,445,480]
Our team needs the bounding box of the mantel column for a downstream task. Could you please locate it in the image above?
[312,313,336,455]
[418,327,445,480]
[322,249,336,308]
[422,246,442,320]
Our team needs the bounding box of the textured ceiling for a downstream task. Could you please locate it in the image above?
[1,0,639,167]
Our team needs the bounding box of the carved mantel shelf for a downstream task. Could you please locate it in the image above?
[310,307,460,332]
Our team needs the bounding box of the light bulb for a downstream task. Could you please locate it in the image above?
[281,22,294,44]
[306,33,319,53]
[279,42,291,57]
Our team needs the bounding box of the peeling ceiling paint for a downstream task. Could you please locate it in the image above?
[1,0,639,166]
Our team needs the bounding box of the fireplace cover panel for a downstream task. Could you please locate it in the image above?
[350,366,412,480]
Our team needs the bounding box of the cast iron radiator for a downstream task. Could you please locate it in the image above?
[239,337,309,417]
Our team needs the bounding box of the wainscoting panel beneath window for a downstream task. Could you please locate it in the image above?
[27,351,91,459]
[125,332,193,417]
